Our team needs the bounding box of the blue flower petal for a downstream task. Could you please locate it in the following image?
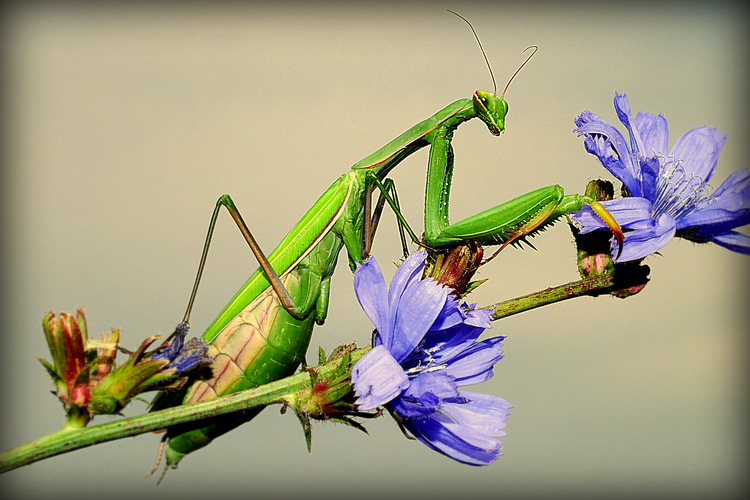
[462,305,493,329]
[390,277,448,362]
[428,294,465,331]
[669,126,727,183]
[634,110,669,155]
[572,198,653,232]
[575,111,641,196]
[404,372,459,402]
[388,251,427,311]
[677,206,750,233]
[637,155,661,203]
[679,168,750,230]
[711,168,750,200]
[403,413,503,466]
[354,258,389,338]
[385,251,428,342]
[443,337,505,386]
[414,323,488,369]
[443,391,512,436]
[351,345,409,410]
[614,214,676,262]
[153,322,189,362]
[169,338,212,374]
[702,230,750,255]
[390,372,458,419]
[614,92,647,158]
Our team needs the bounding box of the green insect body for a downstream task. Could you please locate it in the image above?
[156,88,618,467]
[165,238,342,465]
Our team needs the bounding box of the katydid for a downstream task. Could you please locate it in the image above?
[151,26,622,471]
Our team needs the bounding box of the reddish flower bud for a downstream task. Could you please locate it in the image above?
[424,242,484,297]
[40,311,212,426]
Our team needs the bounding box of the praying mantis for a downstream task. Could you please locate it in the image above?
[151,14,622,470]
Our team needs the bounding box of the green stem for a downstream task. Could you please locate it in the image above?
[0,347,369,474]
[490,271,624,320]
[0,271,637,474]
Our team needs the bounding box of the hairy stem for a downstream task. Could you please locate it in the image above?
[489,271,635,320]
[0,348,368,474]
[1,270,639,474]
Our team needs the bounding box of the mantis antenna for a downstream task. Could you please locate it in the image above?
[447,9,497,95]
[502,45,538,98]
[447,9,538,98]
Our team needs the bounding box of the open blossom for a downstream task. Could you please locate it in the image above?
[351,251,511,466]
[571,92,750,262]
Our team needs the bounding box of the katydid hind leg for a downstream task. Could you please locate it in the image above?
[182,194,306,324]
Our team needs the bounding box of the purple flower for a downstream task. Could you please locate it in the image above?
[571,92,750,262]
[153,322,212,375]
[351,251,511,466]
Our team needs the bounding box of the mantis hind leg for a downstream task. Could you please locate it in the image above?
[181,194,307,324]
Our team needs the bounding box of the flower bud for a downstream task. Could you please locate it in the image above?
[287,345,375,452]
[572,180,650,297]
[40,312,213,425]
[424,242,484,297]
[39,309,96,428]
[584,178,615,202]
[294,345,359,420]
[574,180,617,278]
[89,323,212,415]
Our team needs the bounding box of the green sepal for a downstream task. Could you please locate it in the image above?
[37,357,62,384]
[329,351,351,381]
[327,416,369,435]
[461,278,488,297]
[294,409,313,453]
[317,345,327,365]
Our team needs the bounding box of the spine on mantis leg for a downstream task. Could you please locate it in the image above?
[428,185,569,247]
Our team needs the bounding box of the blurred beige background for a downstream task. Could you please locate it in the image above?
[2,2,747,499]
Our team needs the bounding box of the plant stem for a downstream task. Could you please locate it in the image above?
[490,271,627,320]
[0,347,369,474]
[0,270,640,474]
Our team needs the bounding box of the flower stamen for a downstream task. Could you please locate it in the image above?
[651,155,714,220]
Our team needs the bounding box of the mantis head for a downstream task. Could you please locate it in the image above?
[448,10,535,138]
[473,90,507,136]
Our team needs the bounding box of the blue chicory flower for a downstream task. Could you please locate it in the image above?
[153,322,212,374]
[571,92,750,262]
[351,251,511,466]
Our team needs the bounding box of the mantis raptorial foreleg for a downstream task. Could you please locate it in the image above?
[421,130,623,256]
